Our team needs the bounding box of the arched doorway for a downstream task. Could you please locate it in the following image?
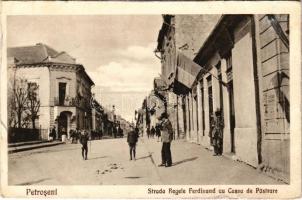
[58,111,72,140]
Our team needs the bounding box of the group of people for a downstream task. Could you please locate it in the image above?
[127,112,173,167]
[126,108,224,167]
[49,109,224,163]
[146,125,161,141]
[49,127,90,160]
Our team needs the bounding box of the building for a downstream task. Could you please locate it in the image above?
[8,43,94,140]
[154,15,289,182]
[155,15,220,140]
[91,98,104,137]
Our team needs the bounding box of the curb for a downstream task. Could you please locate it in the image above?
[8,141,48,148]
[8,142,64,154]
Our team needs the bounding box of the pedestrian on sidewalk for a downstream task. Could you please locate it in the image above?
[158,113,173,167]
[151,126,156,139]
[212,109,224,156]
[75,128,80,144]
[49,126,56,141]
[146,127,151,139]
[127,126,139,161]
[80,130,89,160]
[155,124,161,142]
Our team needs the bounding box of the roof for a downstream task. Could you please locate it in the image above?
[8,43,94,86]
[7,43,76,65]
[193,15,247,66]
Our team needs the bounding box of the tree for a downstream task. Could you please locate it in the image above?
[8,77,41,129]
[25,83,40,129]
[9,78,29,128]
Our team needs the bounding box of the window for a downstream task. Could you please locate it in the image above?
[59,82,67,106]
[207,76,213,130]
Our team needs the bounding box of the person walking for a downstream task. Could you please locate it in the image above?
[155,124,161,142]
[158,113,173,167]
[80,130,89,160]
[151,126,156,139]
[49,126,56,141]
[118,125,124,137]
[212,109,224,156]
[146,127,151,139]
[127,126,139,161]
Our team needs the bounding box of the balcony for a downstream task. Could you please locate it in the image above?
[54,96,78,107]
[53,96,90,110]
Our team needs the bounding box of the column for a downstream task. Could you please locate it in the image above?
[189,92,194,141]
[177,95,184,138]
[221,59,231,153]
[203,76,210,147]
[192,89,198,143]
[185,95,190,141]
[197,81,203,144]
[212,67,220,112]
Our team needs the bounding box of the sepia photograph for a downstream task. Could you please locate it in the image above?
[0,1,300,198]
[6,14,290,185]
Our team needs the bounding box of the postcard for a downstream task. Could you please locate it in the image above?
[0,1,301,198]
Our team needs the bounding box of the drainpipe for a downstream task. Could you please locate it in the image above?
[251,15,265,165]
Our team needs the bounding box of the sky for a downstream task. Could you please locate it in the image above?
[7,15,163,121]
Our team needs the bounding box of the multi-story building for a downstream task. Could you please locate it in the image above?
[155,14,290,182]
[8,43,94,140]
[155,15,220,139]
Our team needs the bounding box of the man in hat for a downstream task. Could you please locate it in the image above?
[158,113,173,167]
[127,125,139,161]
[80,130,89,160]
[212,109,224,156]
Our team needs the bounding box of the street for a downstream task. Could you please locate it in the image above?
[9,137,283,185]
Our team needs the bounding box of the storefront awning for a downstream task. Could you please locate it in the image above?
[174,52,202,93]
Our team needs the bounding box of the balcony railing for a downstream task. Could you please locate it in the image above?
[54,96,90,109]
[54,96,77,107]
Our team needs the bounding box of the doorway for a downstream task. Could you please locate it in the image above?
[58,112,68,140]
[228,81,236,153]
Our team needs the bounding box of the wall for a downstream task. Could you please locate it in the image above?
[232,18,258,167]
[15,66,50,130]
[50,68,77,105]
[175,15,221,59]
[258,14,290,182]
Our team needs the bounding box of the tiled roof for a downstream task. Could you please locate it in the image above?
[7,43,76,64]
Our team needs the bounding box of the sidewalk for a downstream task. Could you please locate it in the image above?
[140,137,283,185]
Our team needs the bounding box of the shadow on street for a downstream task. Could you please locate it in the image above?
[172,157,198,166]
[88,156,108,160]
[17,178,51,185]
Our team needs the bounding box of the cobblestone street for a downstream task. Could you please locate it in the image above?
[9,137,282,185]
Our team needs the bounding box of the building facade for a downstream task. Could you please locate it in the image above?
[155,15,290,182]
[8,43,94,140]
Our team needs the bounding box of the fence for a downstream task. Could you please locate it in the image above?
[8,127,49,143]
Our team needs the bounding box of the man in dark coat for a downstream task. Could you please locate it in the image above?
[151,126,156,138]
[127,126,139,161]
[155,124,161,142]
[158,113,173,167]
[80,130,89,160]
[50,126,56,141]
[212,109,224,156]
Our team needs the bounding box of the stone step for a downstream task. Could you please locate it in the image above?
[8,141,64,154]
[8,140,48,148]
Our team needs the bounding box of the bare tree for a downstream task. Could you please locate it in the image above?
[25,83,40,129]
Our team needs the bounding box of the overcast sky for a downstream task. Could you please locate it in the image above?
[7,15,162,121]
